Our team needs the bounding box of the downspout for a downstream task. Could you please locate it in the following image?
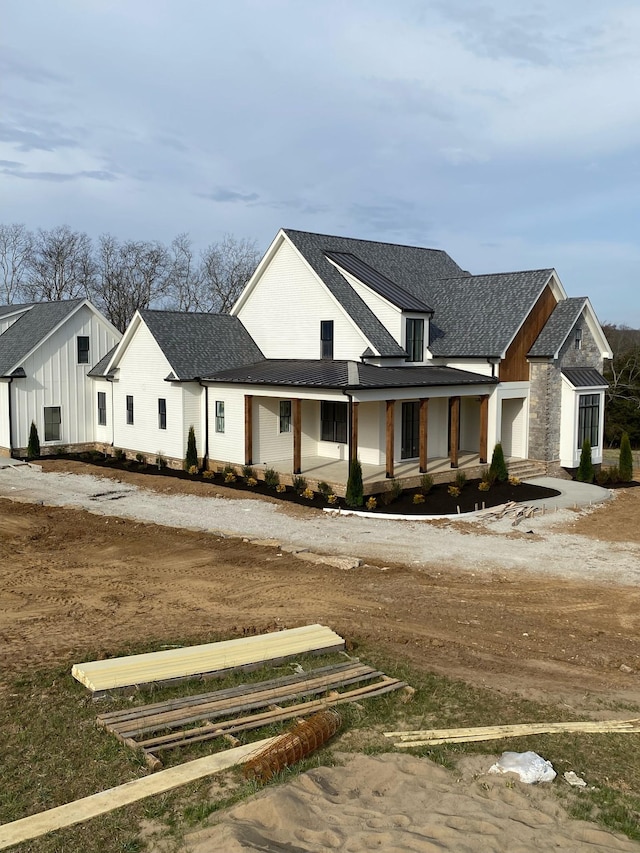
[106,376,115,450]
[345,391,353,475]
[198,380,209,469]
[7,377,14,457]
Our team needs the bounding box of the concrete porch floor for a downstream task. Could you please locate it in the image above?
[252,451,483,496]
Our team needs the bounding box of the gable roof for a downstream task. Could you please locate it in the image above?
[138,311,264,381]
[0,302,33,319]
[88,344,119,378]
[284,229,464,357]
[324,251,432,313]
[0,299,85,376]
[203,359,497,391]
[528,297,587,358]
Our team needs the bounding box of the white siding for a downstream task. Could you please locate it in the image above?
[0,379,10,451]
[427,398,449,459]
[92,379,113,446]
[207,387,245,465]
[501,398,526,458]
[236,239,370,359]
[460,397,480,450]
[112,322,185,460]
[11,304,119,450]
[253,397,293,463]
[336,269,403,343]
[444,359,494,377]
[182,383,204,461]
[358,401,383,465]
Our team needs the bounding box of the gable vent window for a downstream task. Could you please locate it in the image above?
[97,391,107,426]
[215,401,225,433]
[77,336,90,364]
[575,328,582,350]
[279,400,292,433]
[158,398,167,430]
[44,406,61,442]
[126,395,134,425]
[320,320,334,359]
[406,318,424,362]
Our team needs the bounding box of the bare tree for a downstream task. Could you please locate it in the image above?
[93,235,171,331]
[166,233,202,312]
[25,225,96,301]
[198,234,260,313]
[0,223,33,304]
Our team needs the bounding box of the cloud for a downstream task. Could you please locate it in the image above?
[0,122,80,153]
[197,187,260,204]
[0,52,67,85]
[1,166,117,182]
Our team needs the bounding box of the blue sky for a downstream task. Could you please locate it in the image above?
[2,0,639,325]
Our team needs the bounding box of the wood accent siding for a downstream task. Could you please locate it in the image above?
[499,284,557,382]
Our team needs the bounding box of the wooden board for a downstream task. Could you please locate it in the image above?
[72,624,345,694]
[0,738,276,851]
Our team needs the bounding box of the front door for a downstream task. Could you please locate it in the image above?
[401,401,419,460]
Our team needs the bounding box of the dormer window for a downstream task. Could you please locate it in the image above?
[320,320,334,359]
[406,318,424,362]
[575,328,582,350]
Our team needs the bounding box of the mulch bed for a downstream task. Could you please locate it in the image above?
[47,452,562,516]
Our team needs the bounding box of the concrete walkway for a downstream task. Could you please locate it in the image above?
[523,477,613,510]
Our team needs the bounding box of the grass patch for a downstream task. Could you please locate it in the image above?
[2,636,639,851]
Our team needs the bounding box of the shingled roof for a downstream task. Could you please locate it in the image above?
[283,230,555,359]
[528,297,587,358]
[204,359,497,390]
[0,299,84,376]
[139,311,264,381]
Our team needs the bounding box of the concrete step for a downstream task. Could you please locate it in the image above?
[507,459,547,480]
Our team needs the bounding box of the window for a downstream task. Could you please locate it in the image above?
[406,318,424,362]
[44,406,61,442]
[158,398,167,430]
[320,401,347,443]
[279,400,292,433]
[320,320,334,359]
[575,328,583,350]
[578,393,599,448]
[97,391,107,426]
[77,336,90,364]
[215,401,225,433]
[126,395,134,425]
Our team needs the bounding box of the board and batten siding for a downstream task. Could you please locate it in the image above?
[10,304,119,450]
[207,386,245,466]
[252,397,293,464]
[236,239,370,359]
[443,359,494,377]
[111,321,185,460]
[0,379,10,452]
[92,378,112,446]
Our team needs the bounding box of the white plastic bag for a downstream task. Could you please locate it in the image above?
[488,751,556,784]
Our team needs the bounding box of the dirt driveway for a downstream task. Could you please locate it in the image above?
[1,460,639,710]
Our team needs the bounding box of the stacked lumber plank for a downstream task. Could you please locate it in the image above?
[477,501,539,525]
[72,624,344,695]
[384,718,640,747]
[98,661,406,768]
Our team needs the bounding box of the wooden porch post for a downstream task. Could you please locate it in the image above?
[244,395,253,466]
[449,396,460,468]
[419,397,429,473]
[385,400,395,478]
[350,400,359,463]
[293,398,302,475]
[479,394,489,464]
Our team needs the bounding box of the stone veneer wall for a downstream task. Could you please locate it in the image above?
[528,310,603,463]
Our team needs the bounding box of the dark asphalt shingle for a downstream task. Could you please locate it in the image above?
[528,297,587,357]
[88,345,119,377]
[0,299,84,376]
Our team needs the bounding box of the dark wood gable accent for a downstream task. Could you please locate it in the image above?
[499,284,557,382]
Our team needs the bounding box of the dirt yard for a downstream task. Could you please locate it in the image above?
[2,459,639,711]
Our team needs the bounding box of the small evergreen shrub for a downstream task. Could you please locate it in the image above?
[454,470,467,490]
[317,481,331,497]
[420,473,434,494]
[155,453,167,469]
[481,466,497,486]
[135,452,146,464]
[242,464,256,480]
[264,468,280,489]
[184,425,198,471]
[489,443,508,482]
[576,439,594,483]
[27,421,40,460]
[345,459,364,507]
[292,474,307,494]
[607,465,620,485]
[619,432,634,482]
[114,448,126,461]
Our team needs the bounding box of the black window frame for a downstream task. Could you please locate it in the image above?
[320,320,334,360]
[97,391,107,427]
[405,318,424,362]
[320,401,347,443]
[279,400,292,433]
[77,335,90,364]
[578,393,599,448]
[126,395,134,425]
[44,406,61,442]
[158,397,167,430]
[215,400,225,433]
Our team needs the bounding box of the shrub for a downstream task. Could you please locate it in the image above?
[365,496,377,511]
[184,425,198,471]
[155,453,167,469]
[135,452,146,465]
[508,475,521,486]
[454,470,467,490]
[275,483,286,493]
[481,466,496,486]
[420,473,434,494]
[224,471,237,483]
[576,439,594,483]
[478,481,491,492]
[345,459,364,507]
[489,442,508,482]
[619,432,633,482]
[242,464,256,480]
[264,468,280,489]
[317,481,331,497]
[27,421,40,460]
[607,465,620,485]
[114,448,126,461]
[292,474,307,494]
[301,487,315,500]
[413,493,425,504]
[188,465,198,475]
[246,477,258,487]
[327,493,338,504]
[448,485,461,497]
[202,469,215,479]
